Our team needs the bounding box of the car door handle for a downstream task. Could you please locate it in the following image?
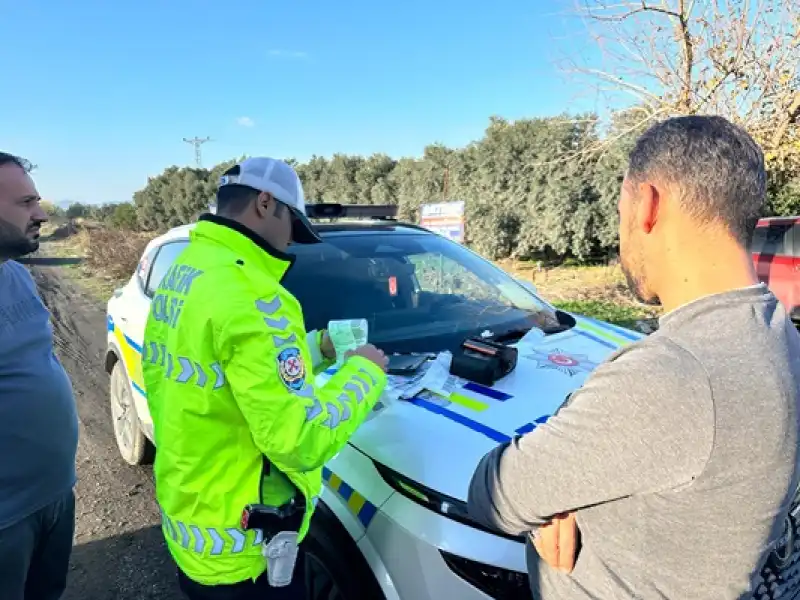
[119,316,128,322]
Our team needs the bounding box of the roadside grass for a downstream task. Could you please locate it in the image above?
[551,299,649,329]
[501,259,662,328]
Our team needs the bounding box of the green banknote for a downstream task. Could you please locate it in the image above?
[327,319,368,359]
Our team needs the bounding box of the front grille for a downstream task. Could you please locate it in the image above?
[441,551,530,599]
[749,509,800,600]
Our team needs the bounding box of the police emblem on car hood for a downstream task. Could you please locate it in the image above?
[525,347,598,377]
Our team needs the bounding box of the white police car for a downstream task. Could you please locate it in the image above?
[105,205,646,600]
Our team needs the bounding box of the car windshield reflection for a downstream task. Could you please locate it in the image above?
[283,232,563,354]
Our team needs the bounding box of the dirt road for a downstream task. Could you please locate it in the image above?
[28,261,182,599]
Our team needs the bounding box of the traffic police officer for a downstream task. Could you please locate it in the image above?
[142,157,389,599]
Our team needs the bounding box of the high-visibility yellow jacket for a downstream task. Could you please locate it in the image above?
[141,214,387,586]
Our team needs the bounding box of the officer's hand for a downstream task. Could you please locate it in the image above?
[533,511,579,573]
[345,344,388,371]
[320,330,335,360]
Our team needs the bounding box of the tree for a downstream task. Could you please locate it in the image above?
[569,0,800,164]
[355,154,397,205]
[109,203,140,230]
[128,114,800,260]
[88,203,119,222]
[134,167,211,230]
[65,202,91,219]
[39,200,64,218]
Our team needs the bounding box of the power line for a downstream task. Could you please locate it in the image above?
[183,137,211,168]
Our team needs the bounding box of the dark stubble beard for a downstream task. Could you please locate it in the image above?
[0,217,39,260]
[621,258,661,307]
[621,260,645,303]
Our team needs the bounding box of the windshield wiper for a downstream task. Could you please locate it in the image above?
[491,320,571,344]
[490,326,535,343]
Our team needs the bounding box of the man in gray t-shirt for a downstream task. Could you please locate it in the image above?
[468,116,800,599]
[0,152,79,600]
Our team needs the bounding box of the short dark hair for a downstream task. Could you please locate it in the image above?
[0,152,32,172]
[215,165,258,216]
[215,164,287,218]
[627,115,766,246]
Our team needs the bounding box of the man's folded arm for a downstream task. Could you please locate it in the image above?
[467,342,714,536]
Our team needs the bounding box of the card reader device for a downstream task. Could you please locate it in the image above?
[449,337,518,386]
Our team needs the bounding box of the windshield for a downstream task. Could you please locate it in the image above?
[283,231,564,354]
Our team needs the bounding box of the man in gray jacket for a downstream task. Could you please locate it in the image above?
[467,116,800,599]
[0,152,79,600]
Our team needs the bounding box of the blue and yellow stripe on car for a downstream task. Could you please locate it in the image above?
[322,467,378,528]
[107,315,146,396]
[575,317,640,350]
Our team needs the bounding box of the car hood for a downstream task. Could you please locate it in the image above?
[316,317,644,502]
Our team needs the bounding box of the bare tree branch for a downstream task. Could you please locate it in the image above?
[771,90,800,150]
[562,0,800,162]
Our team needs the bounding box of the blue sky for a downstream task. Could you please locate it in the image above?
[1,0,606,205]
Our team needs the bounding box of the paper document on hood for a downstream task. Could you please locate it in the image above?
[384,351,455,402]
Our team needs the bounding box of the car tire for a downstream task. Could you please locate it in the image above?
[110,360,155,466]
[303,501,386,600]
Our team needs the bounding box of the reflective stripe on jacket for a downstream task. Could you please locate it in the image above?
[142,214,387,586]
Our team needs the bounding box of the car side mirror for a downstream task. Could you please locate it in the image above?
[516,278,537,295]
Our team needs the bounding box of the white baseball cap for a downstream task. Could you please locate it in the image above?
[218,157,321,244]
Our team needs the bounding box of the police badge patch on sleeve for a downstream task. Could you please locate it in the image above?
[277,347,306,391]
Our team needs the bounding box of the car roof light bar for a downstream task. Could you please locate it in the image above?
[305,204,398,220]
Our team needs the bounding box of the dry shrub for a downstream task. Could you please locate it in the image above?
[77,228,152,280]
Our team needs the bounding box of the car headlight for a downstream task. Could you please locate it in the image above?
[374,462,524,543]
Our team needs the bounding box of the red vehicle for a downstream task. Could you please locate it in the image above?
[751,217,800,323]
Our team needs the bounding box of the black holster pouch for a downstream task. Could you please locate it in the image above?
[240,495,306,540]
[449,337,518,386]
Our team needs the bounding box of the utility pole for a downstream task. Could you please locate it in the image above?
[183,137,211,168]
